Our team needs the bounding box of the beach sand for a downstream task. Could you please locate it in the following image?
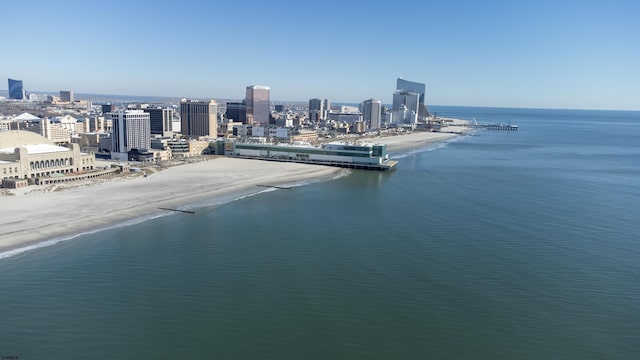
[373,123,471,152]
[0,158,340,256]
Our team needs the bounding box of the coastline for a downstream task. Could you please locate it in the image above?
[0,158,340,257]
[0,125,470,258]
[375,122,472,153]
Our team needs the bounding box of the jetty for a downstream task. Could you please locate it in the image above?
[158,207,195,214]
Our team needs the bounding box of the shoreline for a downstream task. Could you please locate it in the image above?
[0,158,341,257]
[0,125,470,258]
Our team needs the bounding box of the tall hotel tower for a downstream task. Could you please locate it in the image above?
[108,110,151,161]
[392,78,431,122]
[245,86,270,125]
[362,99,382,129]
[8,78,25,100]
[180,99,218,138]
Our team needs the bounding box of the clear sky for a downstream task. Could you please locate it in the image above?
[2,0,638,110]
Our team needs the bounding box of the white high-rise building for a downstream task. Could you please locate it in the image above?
[108,110,151,161]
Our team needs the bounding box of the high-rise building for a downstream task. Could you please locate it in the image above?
[309,98,323,122]
[108,110,151,160]
[362,99,382,129]
[393,78,431,121]
[309,98,331,122]
[323,99,331,119]
[8,78,25,100]
[143,107,174,136]
[60,90,74,102]
[274,104,285,112]
[226,101,247,123]
[245,86,270,125]
[180,99,217,138]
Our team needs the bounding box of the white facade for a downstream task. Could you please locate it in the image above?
[0,130,96,186]
[108,110,151,160]
[232,142,389,166]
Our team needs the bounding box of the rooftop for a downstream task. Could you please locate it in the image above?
[0,144,71,155]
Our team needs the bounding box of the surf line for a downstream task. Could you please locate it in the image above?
[255,184,293,190]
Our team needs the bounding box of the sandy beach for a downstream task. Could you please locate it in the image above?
[372,122,471,153]
[0,158,340,256]
[0,126,470,256]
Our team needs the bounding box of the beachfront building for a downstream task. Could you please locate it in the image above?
[245,86,270,125]
[393,78,431,122]
[393,81,420,125]
[180,99,217,138]
[362,98,382,130]
[108,110,151,161]
[8,78,26,100]
[231,141,395,170]
[0,130,97,188]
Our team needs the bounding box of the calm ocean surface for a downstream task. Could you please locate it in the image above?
[1,107,639,359]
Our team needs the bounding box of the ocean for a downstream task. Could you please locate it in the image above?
[1,107,639,359]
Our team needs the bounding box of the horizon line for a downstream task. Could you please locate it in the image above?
[1,89,638,112]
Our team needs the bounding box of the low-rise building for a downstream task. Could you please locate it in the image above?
[0,130,97,187]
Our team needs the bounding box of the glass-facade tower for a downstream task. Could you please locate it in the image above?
[8,78,25,100]
[393,78,431,120]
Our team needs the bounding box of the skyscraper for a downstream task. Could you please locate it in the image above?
[393,78,431,121]
[245,86,270,125]
[143,107,174,136]
[180,99,217,138]
[108,110,151,160]
[309,98,323,122]
[309,98,331,122]
[323,99,331,119]
[362,98,382,129]
[8,78,25,100]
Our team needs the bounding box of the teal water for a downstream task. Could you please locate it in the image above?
[1,107,639,359]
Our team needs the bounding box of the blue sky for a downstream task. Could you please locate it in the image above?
[2,0,638,110]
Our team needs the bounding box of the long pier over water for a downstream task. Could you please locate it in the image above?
[461,123,519,130]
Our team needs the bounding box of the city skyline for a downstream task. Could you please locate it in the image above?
[1,0,639,111]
